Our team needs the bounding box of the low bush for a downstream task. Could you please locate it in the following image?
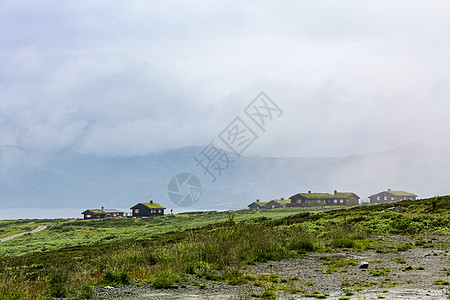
[45,272,72,298]
[99,269,131,286]
[150,269,182,289]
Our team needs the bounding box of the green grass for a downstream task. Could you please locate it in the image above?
[390,258,407,264]
[371,268,390,277]
[0,207,321,257]
[0,196,449,299]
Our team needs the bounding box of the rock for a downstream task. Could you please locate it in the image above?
[386,207,405,213]
[359,262,369,269]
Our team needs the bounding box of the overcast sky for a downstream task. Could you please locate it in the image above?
[1,1,449,158]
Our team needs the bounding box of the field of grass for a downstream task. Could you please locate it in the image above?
[0,206,342,257]
[0,196,449,299]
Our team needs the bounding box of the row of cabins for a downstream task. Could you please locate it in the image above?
[81,201,165,220]
[248,189,418,209]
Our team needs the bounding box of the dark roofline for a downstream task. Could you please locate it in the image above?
[103,209,125,213]
[81,209,106,215]
[130,202,166,209]
[368,190,417,198]
[289,192,359,200]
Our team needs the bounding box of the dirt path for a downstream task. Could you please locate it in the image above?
[0,225,47,243]
[96,235,450,299]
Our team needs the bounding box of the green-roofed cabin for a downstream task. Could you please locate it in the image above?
[81,209,106,220]
[264,199,290,209]
[248,199,268,209]
[288,190,359,207]
[368,189,417,204]
[81,207,125,219]
[130,201,166,217]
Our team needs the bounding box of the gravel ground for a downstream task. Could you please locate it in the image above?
[95,235,450,299]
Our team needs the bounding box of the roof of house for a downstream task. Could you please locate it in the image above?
[388,191,417,197]
[248,201,268,207]
[131,202,165,209]
[369,190,417,197]
[290,192,358,200]
[267,199,290,205]
[103,209,124,213]
[82,209,105,214]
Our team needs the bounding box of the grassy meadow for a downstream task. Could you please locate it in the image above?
[0,196,449,299]
[0,206,340,257]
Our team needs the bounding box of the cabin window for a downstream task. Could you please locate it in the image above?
[340,199,344,203]
[377,196,380,201]
[391,197,395,200]
[86,214,91,218]
[134,209,139,213]
[158,209,162,213]
[333,199,338,204]
[317,200,321,203]
[384,196,387,200]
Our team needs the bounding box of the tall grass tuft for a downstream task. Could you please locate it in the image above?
[150,269,182,289]
[99,269,131,286]
[45,271,72,298]
[327,224,366,249]
[287,227,317,253]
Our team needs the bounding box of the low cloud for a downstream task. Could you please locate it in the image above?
[1,1,449,159]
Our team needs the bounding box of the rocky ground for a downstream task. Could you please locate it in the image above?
[95,235,450,299]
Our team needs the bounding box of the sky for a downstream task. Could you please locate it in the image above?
[1,1,450,159]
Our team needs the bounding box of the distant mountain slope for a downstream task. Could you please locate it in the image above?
[0,142,448,209]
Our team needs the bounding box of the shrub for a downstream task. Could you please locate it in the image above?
[326,224,365,249]
[261,288,277,300]
[74,285,95,299]
[99,269,130,286]
[288,229,316,253]
[150,269,181,289]
[45,272,72,298]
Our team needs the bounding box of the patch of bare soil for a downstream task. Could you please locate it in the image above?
[97,235,450,299]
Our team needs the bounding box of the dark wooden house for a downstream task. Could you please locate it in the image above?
[130,201,165,217]
[265,199,290,209]
[247,199,268,209]
[368,189,417,204]
[81,209,106,220]
[103,209,125,217]
[288,190,359,207]
[81,207,125,219]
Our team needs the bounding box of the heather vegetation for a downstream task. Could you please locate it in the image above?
[0,196,449,299]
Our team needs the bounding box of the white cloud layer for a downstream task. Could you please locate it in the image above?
[1,0,450,157]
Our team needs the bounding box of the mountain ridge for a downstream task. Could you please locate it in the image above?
[0,142,448,209]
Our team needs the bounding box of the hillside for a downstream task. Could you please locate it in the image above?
[0,196,449,299]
